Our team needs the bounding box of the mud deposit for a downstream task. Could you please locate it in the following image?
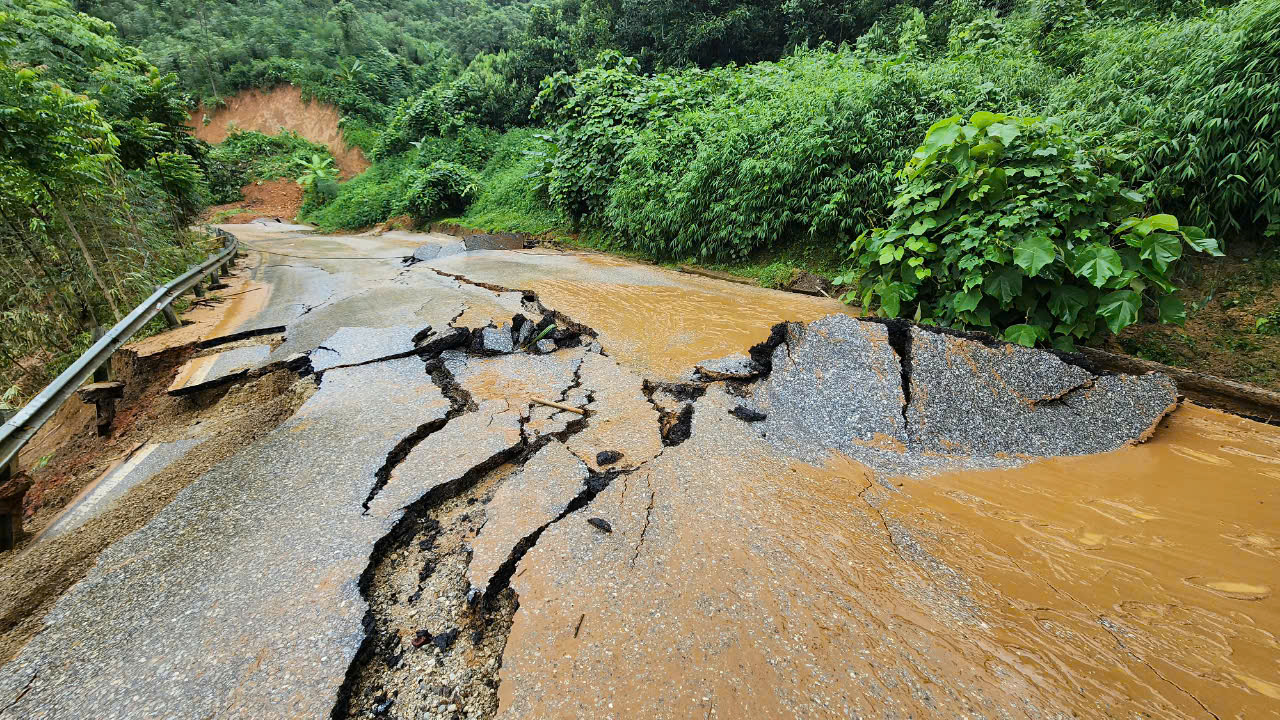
[425,251,857,377]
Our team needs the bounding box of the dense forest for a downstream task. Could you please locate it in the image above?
[3,0,1280,399]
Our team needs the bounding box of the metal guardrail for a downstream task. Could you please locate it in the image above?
[0,229,240,481]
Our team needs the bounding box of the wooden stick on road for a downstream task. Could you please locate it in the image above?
[531,397,586,415]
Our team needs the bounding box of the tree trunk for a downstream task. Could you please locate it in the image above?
[45,187,121,321]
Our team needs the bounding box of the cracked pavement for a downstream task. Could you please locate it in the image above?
[0,226,1277,719]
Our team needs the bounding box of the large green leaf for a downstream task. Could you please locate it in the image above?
[1182,226,1225,256]
[1047,285,1089,323]
[969,111,999,129]
[1097,290,1141,333]
[986,122,1020,146]
[983,266,1023,304]
[1072,244,1123,287]
[1137,232,1182,271]
[1013,235,1056,277]
[1003,324,1045,347]
[953,288,982,312]
[879,283,902,317]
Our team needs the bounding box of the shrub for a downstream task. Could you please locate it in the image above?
[836,113,1223,348]
[460,128,562,233]
[1050,0,1280,239]
[207,130,335,184]
[403,161,479,222]
[539,45,1054,261]
[303,155,417,229]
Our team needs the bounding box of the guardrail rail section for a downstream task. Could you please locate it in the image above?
[0,229,241,549]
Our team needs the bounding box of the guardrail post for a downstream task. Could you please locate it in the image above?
[219,260,231,278]
[158,286,181,329]
[91,326,111,382]
[0,410,22,551]
[193,280,205,298]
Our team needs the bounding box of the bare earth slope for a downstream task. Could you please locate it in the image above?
[188,85,370,179]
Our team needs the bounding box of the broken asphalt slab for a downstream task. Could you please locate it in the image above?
[748,314,1177,474]
[751,315,909,469]
[409,239,465,263]
[167,344,271,395]
[904,327,1179,457]
[466,440,589,597]
[309,324,426,373]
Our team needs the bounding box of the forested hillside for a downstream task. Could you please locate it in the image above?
[5,0,1280,397]
[0,0,215,402]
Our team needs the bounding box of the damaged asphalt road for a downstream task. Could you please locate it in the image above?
[0,226,1277,719]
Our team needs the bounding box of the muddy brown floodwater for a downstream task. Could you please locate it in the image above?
[429,251,858,377]
[498,390,1280,718]
[886,402,1280,715]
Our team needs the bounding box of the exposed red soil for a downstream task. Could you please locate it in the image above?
[188,85,370,179]
[1105,252,1280,391]
[202,179,303,224]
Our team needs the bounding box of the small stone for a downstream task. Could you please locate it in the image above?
[479,326,514,354]
[587,517,613,533]
[470,628,484,645]
[534,339,557,354]
[466,587,480,605]
[513,317,535,348]
[728,405,767,422]
[412,629,432,648]
[433,628,459,652]
[595,450,623,466]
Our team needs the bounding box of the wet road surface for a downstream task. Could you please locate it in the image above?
[0,226,1276,719]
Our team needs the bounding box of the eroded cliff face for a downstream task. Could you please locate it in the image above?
[188,85,370,179]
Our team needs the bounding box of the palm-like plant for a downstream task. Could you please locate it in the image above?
[295,154,338,196]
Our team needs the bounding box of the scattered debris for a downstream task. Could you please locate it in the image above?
[595,450,623,466]
[431,628,458,653]
[531,397,585,415]
[781,269,833,297]
[586,518,612,533]
[728,406,767,422]
[693,353,762,381]
[533,339,557,354]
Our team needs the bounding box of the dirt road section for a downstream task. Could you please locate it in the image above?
[188,85,370,179]
[0,227,1276,719]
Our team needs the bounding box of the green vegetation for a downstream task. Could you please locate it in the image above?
[1,0,211,400]
[836,113,1221,348]
[303,0,1276,348]
[204,130,336,203]
[4,0,1279,392]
